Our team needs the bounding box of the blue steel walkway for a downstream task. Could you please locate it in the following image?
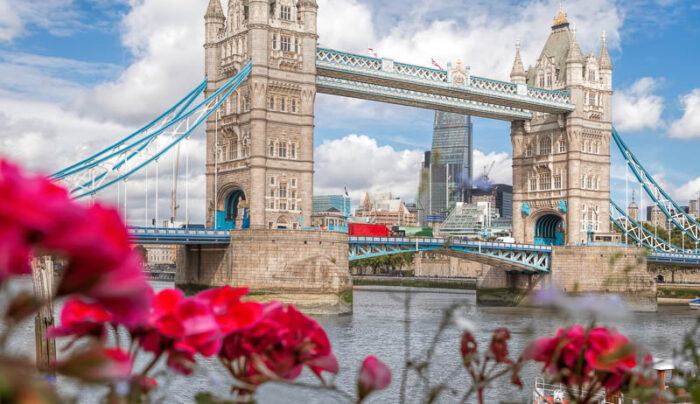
[348,236,552,272]
[129,227,231,244]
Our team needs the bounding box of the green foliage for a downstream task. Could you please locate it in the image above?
[349,252,415,271]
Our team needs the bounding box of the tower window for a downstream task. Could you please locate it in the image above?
[279,184,287,198]
[278,142,287,158]
[291,99,297,113]
[539,137,551,155]
[290,143,296,159]
[281,36,291,52]
[271,34,277,50]
[589,69,596,81]
[280,6,291,20]
[540,172,551,191]
[559,140,566,153]
[291,178,297,187]
[539,74,544,87]
[554,175,562,189]
[525,143,533,157]
[280,98,286,112]
[546,73,552,87]
[269,97,275,110]
[530,178,537,191]
[269,141,275,157]
[270,176,276,185]
[294,38,299,53]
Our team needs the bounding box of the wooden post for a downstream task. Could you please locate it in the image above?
[32,256,56,376]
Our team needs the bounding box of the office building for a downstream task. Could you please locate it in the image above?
[313,195,351,218]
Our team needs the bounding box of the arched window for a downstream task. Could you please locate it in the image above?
[228,136,238,160]
[540,171,551,190]
[539,137,551,155]
[278,141,287,158]
[587,176,593,189]
[269,97,275,110]
[546,73,552,87]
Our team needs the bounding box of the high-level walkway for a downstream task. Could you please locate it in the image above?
[316,48,575,121]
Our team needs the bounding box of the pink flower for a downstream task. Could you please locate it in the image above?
[55,346,134,383]
[357,355,391,402]
[0,223,33,281]
[48,298,113,341]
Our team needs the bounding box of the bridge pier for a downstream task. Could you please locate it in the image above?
[476,246,657,311]
[176,229,353,314]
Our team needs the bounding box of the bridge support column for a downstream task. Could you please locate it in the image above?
[176,229,353,314]
[476,246,657,311]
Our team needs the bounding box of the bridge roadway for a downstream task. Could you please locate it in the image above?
[128,227,700,271]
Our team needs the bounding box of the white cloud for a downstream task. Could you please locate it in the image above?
[673,177,700,204]
[0,0,97,42]
[612,77,664,131]
[318,0,623,81]
[473,150,512,185]
[314,134,424,202]
[71,0,208,125]
[668,89,700,139]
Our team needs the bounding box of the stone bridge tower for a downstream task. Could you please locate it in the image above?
[510,8,613,245]
[204,0,318,230]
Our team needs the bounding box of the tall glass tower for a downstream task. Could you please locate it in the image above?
[418,112,473,224]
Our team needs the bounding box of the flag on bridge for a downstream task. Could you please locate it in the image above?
[368,47,378,58]
[431,58,443,70]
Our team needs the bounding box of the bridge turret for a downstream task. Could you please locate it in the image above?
[598,31,612,86]
[510,41,527,84]
[204,0,225,81]
[565,25,584,87]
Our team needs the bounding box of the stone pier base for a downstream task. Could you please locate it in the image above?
[476,246,657,311]
[176,229,353,315]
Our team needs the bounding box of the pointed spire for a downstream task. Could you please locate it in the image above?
[566,23,584,64]
[510,40,526,84]
[599,30,612,70]
[205,0,224,19]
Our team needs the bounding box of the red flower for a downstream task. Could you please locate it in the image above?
[357,355,391,402]
[195,286,262,334]
[586,327,636,372]
[48,298,113,342]
[487,328,511,363]
[0,223,33,281]
[46,204,153,325]
[220,302,338,391]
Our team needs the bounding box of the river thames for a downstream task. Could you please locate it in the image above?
[4,281,698,403]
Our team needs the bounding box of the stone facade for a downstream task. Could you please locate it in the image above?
[414,250,483,278]
[476,246,656,311]
[204,0,317,230]
[510,13,613,245]
[176,229,352,314]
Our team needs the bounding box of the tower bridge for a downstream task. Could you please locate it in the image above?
[52,0,700,311]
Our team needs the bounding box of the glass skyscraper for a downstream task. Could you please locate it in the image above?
[417,112,473,225]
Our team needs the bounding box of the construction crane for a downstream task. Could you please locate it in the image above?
[482,161,495,182]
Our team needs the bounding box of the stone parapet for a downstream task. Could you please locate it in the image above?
[476,245,657,311]
[176,229,353,314]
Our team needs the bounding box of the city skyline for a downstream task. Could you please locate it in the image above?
[0,0,698,225]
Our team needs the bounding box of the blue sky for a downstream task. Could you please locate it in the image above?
[0,0,699,223]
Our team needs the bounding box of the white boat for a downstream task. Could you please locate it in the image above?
[690,297,700,309]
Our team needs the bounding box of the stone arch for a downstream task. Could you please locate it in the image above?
[533,212,565,246]
[215,183,248,230]
[275,214,293,230]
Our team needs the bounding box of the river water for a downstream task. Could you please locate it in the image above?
[3,281,698,403]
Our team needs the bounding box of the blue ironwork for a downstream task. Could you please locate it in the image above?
[648,252,700,266]
[612,127,700,244]
[220,190,246,230]
[54,63,252,199]
[130,227,231,244]
[522,203,530,216]
[609,200,691,253]
[348,236,551,272]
